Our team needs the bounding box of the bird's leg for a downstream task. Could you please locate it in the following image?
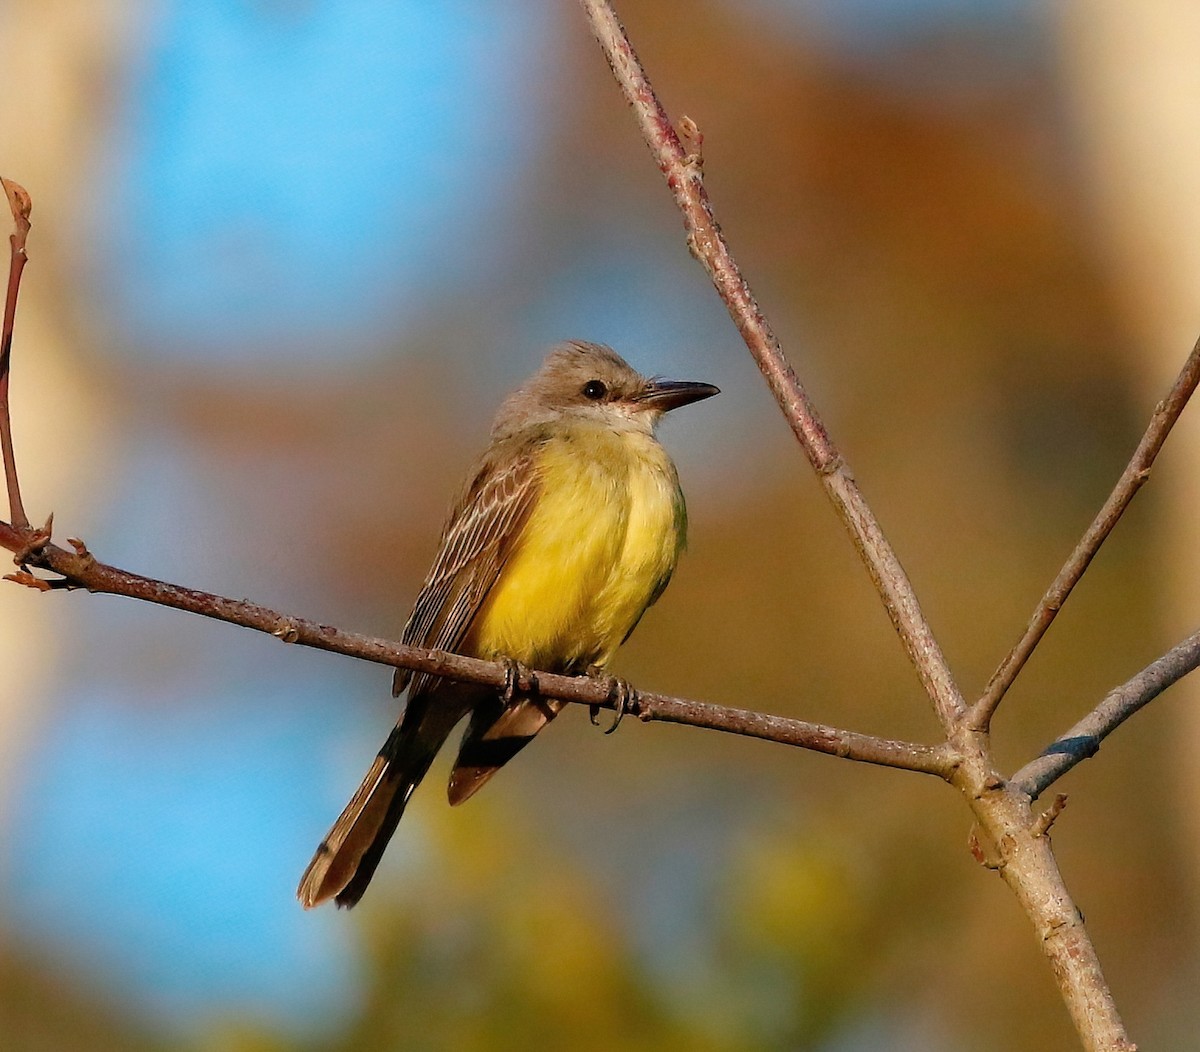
[500,657,535,705]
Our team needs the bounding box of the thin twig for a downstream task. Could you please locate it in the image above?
[1013,628,1200,799]
[1031,794,1069,837]
[971,335,1200,730]
[577,0,965,732]
[0,520,953,776]
[0,178,31,529]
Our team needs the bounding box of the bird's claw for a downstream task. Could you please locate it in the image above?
[602,677,636,735]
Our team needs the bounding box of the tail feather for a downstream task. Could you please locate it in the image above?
[298,694,474,909]
[447,694,563,806]
[329,774,415,908]
[297,752,419,909]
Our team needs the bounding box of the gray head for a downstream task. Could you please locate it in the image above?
[492,340,719,438]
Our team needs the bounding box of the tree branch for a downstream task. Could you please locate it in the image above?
[0,521,952,777]
[970,335,1200,730]
[577,0,966,733]
[1013,628,1200,799]
[579,3,1138,1047]
[980,788,1138,1052]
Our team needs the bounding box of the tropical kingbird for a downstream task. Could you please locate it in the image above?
[298,340,718,908]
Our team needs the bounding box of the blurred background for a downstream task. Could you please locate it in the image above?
[0,1,1197,1049]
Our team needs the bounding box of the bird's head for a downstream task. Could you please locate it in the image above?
[493,340,719,437]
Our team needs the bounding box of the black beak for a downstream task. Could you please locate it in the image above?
[635,378,720,413]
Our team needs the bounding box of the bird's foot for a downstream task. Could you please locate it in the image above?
[591,675,636,735]
[500,657,535,704]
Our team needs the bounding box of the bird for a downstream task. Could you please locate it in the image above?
[298,339,718,908]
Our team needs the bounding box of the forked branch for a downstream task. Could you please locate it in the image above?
[577,2,1143,1048]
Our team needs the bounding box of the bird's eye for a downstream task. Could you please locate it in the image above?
[582,380,608,401]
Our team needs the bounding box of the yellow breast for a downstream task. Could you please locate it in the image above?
[470,423,685,673]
